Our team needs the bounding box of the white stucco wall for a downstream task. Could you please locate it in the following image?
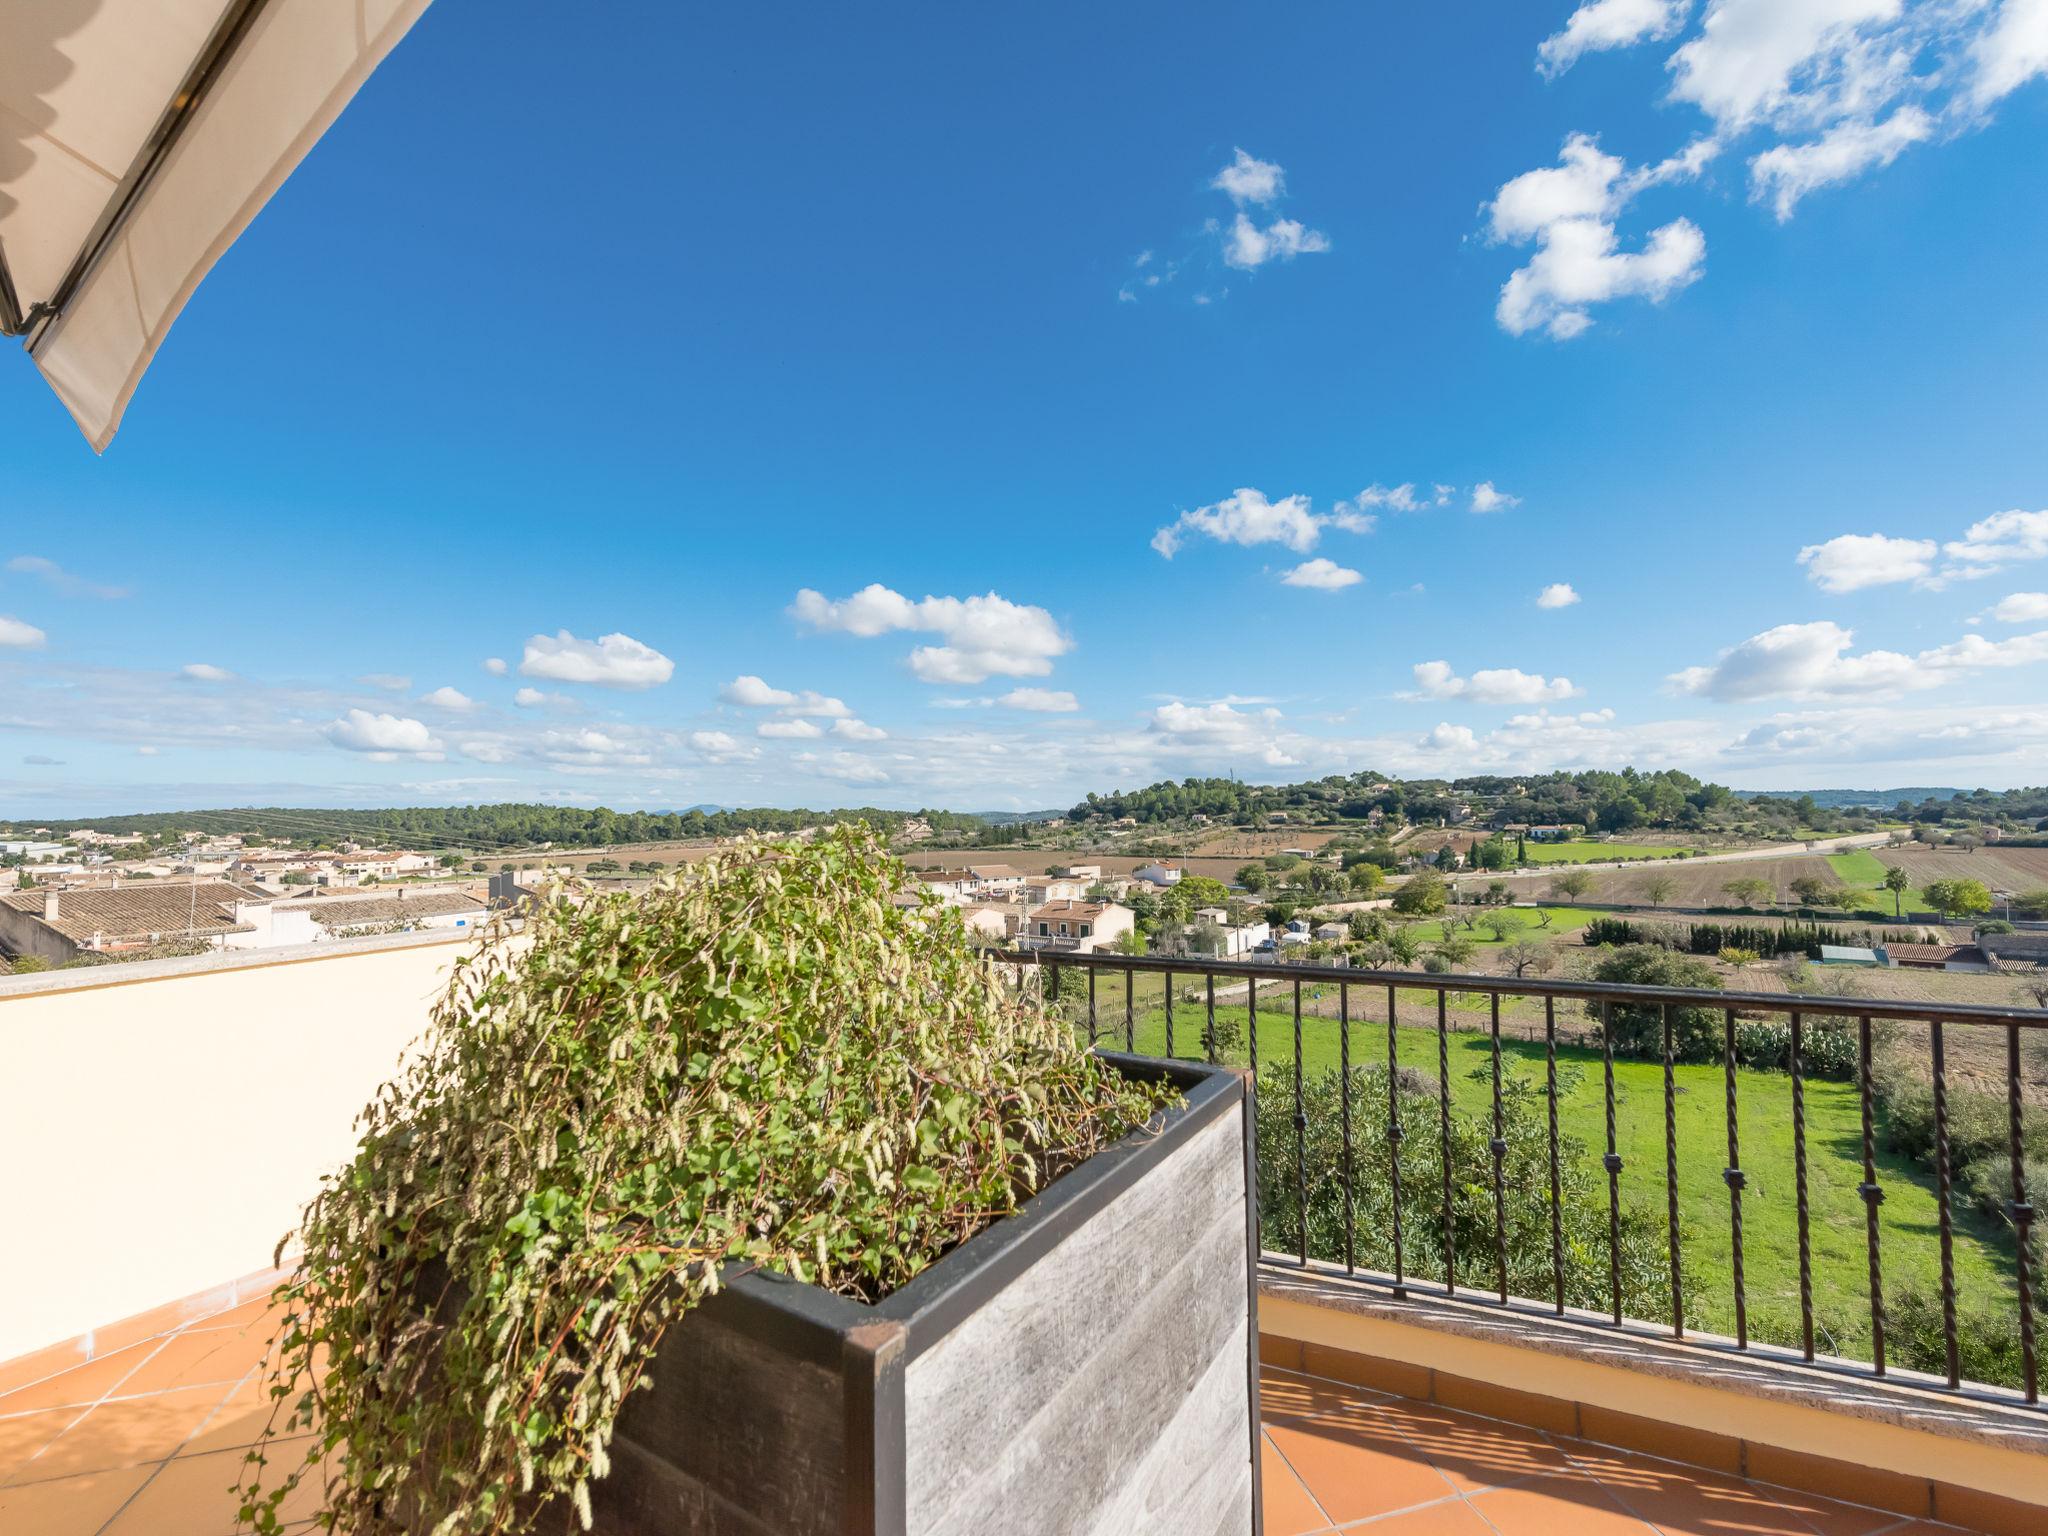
[0,932,467,1363]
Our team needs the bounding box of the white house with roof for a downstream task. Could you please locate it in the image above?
[1132,862,1183,887]
[1020,900,1135,954]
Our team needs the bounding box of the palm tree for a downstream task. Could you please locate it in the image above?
[1883,865,1911,917]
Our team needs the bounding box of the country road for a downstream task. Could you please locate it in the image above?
[1478,830,1893,882]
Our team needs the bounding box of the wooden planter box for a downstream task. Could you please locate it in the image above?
[589,1054,1261,1535]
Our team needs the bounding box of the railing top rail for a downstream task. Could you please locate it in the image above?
[991,947,2048,1028]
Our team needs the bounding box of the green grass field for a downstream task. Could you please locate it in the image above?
[1520,841,1693,864]
[1092,994,2020,1364]
[1825,850,1922,915]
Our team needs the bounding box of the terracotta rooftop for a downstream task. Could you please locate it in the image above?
[275,891,483,924]
[0,1299,2000,1534]
[0,883,270,945]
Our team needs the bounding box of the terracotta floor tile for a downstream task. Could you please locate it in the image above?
[1261,1432,1333,1536]
[0,1403,87,1482]
[178,1369,312,1457]
[1378,1399,1579,1493]
[0,1339,158,1418]
[103,1447,268,1536]
[1578,1447,1895,1536]
[113,1326,271,1398]
[1355,1501,1503,1535]
[1465,1472,1659,1536]
[15,1384,233,1481]
[1263,1411,1458,1525]
[1262,1367,1395,1424]
[0,1462,156,1535]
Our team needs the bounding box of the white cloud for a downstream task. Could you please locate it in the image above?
[831,718,888,741]
[1346,482,1447,515]
[999,687,1079,712]
[1667,0,1902,131]
[519,630,674,689]
[323,709,443,759]
[1221,213,1330,271]
[1670,617,2048,700]
[135,745,159,757]
[1538,0,1691,76]
[1211,148,1286,205]
[1470,481,1522,513]
[793,585,1072,684]
[717,674,851,717]
[1537,582,1582,609]
[1489,135,1706,339]
[1797,531,1937,592]
[1941,509,2048,577]
[419,686,475,711]
[1281,558,1363,590]
[1421,722,1480,753]
[805,750,892,786]
[1408,660,1583,705]
[513,686,563,708]
[1153,488,1338,557]
[0,618,48,651]
[758,718,824,739]
[180,663,233,682]
[687,729,756,763]
[1750,106,1933,219]
[1970,0,2048,106]
[482,657,508,676]
[1990,592,2048,623]
[357,673,411,692]
[6,555,128,600]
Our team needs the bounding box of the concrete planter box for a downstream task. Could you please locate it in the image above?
[590,1054,1261,1535]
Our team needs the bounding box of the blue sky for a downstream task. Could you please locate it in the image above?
[5,0,2048,816]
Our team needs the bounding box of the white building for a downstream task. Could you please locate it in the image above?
[0,840,69,862]
[1020,901,1136,954]
[1132,863,1183,888]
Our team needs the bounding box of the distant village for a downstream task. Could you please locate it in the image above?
[0,830,490,969]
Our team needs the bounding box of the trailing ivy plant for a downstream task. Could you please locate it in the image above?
[239,826,1170,1535]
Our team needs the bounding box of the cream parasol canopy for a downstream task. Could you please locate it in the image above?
[1,0,433,450]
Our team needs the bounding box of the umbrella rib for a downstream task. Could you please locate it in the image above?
[23,0,277,353]
[0,240,23,337]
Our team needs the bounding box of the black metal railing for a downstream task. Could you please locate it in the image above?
[997,948,2044,1407]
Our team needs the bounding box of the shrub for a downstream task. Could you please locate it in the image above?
[1256,1064,1677,1317]
[1730,1019,1859,1080]
[1587,945,1723,1060]
[1393,868,1448,916]
[241,828,1170,1536]
[1884,1285,2030,1392]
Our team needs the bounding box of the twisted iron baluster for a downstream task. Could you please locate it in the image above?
[1206,972,1218,1065]
[1602,1000,1621,1326]
[1340,983,1355,1274]
[1388,983,1407,1298]
[2008,1024,2038,1404]
[1792,1011,1814,1362]
[1491,992,1508,1306]
[1664,1003,1683,1339]
[1440,988,1455,1297]
[1723,1008,1749,1350]
[1857,1015,1885,1375]
[1294,977,1307,1268]
[1932,1020,1960,1388]
[1547,997,1563,1316]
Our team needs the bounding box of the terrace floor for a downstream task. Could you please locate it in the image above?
[1258,1365,1993,1536]
[0,1295,2003,1535]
